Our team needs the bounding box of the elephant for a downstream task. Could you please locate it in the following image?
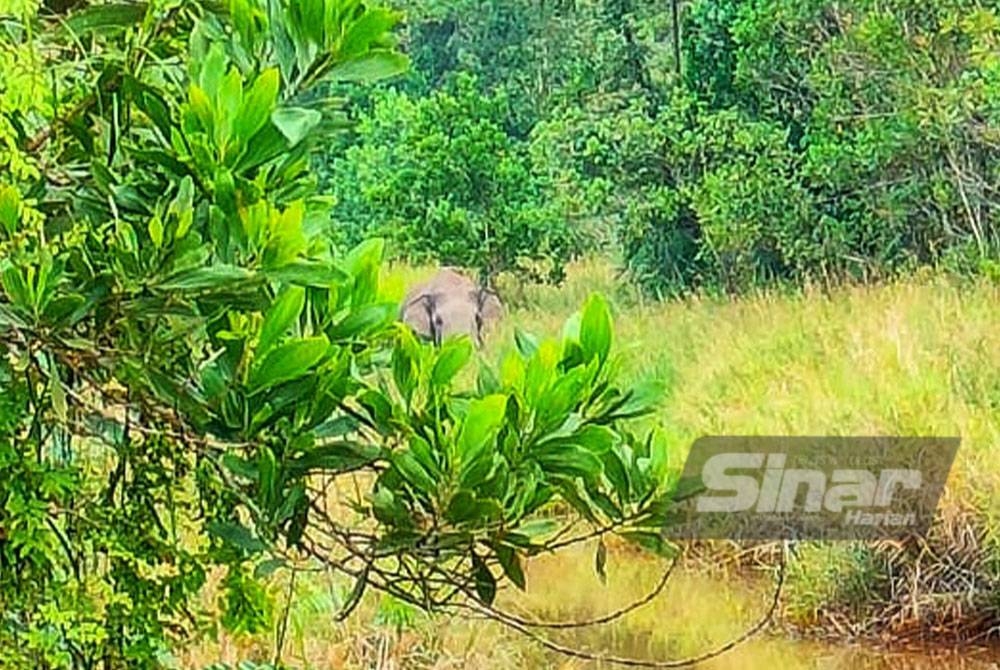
[399,268,504,347]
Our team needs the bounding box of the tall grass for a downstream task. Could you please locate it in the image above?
[180,259,1000,668]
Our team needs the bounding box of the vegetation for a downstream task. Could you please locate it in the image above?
[324,0,1000,292]
[0,3,673,669]
[3,0,1000,667]
[184,259,1000,667]
[330,76,580,282]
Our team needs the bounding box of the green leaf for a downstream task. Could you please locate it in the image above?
[495,544,527,590]
[514,328,539,357]
[345,238,386,276]
[471,551,497,605]
[0,185,21,235]
[258,285,305,357]
[327,303,395,340]
[358,389,394,432]
[409,435,441,478]
[339,9,401,58]
[392,331,418,404]
[370,488,413,528]
[235,68,280,144]
[1,264,31,312]
[610,379,664,420]
[271,107,323,146]
[476,363,501,395]
[222,453,258,481]
[393,450,437,496]
[580,293,612,364]
[588,486,623,521]
[264,260,348,288]
[234,122,290,172]
[0,303,27,329]
[131,82,173,141]
[200,43,228,102]
[216,69,244,150]
[63,2,148,34]
[445,491,502,525]
[328,52,409,83]
[536,444,603,481]
[214,168,239,215]
[286,442,382,476]
[230,0,262,47]
[574,424,616,456]
[312,414,360,438]
[159,265,254,291]
[515,518,560,540]
[456,394,507,464]
[188,84,215,134]
[258,446,277,509]
[431,338,473,387]
[295,0,325,46]
[207,521,267,555]
[171,176,196,239]
[250,336,329,391]
[602,449,631,501]
[148,214,164,248]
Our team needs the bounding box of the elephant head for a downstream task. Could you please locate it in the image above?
[400,269,504,346]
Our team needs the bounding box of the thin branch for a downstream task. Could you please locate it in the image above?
[462,545,787,668]
[458,553,680,630]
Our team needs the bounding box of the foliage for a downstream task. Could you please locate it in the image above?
[680,0,1000,290]
[330,76,582,282]
[0,2,670,668]
[528,0,1000,294]
[378,0,1000,294]
[531,91,814,293]
[390,0,673,135]
[318,0,681,282]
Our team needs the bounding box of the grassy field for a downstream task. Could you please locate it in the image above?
[180,259,1000,668]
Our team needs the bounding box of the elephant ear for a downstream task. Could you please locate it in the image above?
[477,289,504,327]
[400,294,434,340]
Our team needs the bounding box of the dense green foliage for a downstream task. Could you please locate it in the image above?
[666,0,1000,292]
[322,0,669,281]
[330,77,580,282]
[0,2,669,668]
[330,0,1000,293]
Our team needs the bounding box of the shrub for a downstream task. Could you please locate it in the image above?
[330,76,582,282]
[682,0,1000,285]
[532,92,817,294]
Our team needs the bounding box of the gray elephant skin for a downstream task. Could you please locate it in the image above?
[399,268,503,346]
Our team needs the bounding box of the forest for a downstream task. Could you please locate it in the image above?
[0,0,998,668]
[330,0,1000,292]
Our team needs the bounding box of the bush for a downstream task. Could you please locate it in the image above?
[533,92,817,294]
[682,0,1000,286]
[331,76,582,282]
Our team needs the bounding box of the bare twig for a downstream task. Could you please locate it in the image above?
[462,545,787,668]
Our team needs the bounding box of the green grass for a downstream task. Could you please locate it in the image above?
[180,258,1000,668]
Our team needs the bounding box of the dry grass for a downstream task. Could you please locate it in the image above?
[179,258,1000,669]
